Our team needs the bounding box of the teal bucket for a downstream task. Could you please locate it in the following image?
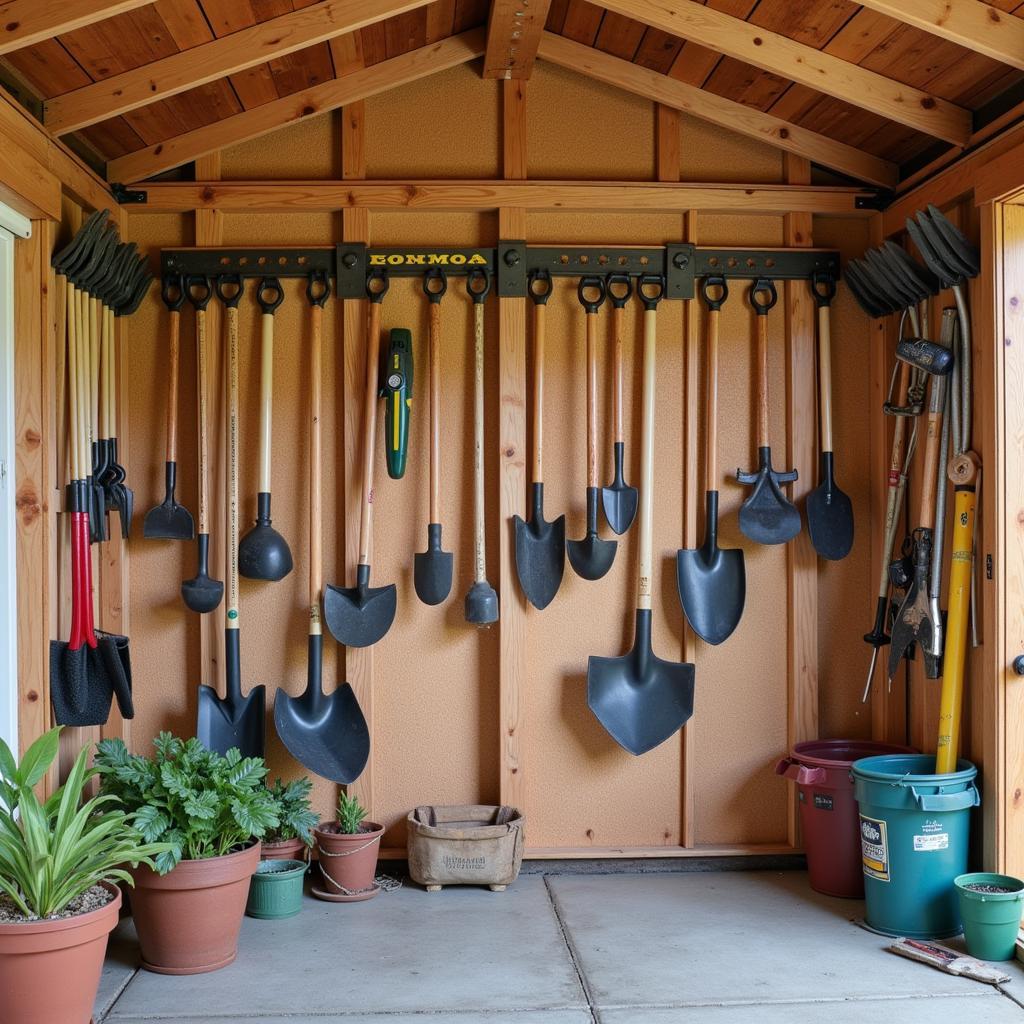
[246,859,307,920]
[851,755,979,938]
[955,873,1024,961]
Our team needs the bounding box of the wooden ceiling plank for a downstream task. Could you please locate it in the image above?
[856,0,1024,72]
[2,40,92,98]
[152,0,213,50]
[536,31,897,185]
[589,0,971,144]
[0,0,157,55]
[483,0,553,79]
[384,6,427,58]
[107,28,486,181]
[425,0,457,43]
[45,0,436,134]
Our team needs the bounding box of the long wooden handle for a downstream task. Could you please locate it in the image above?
[91,296,101,445]
[196,308,210,534]
[918,374,946,532]
[613,303,624,444]
[358,301,383,564]
[638,306,656,610]
[68,281,80,482]
[104,305,115,439]
[586,308,599,487]
[532,300,545,485]
[473,301,486,584]
[310,303,322,629]
[706,306,719,486]
[77,288,90,479]
[875,359,912,600]
[166,309,180,461]
[227,303,240,632]
[258,311,274,493]
[756,309,769,449]
[429,301,441,523]
[817,303,833,452]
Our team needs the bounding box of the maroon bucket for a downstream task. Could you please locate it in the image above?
[776,739,915,898]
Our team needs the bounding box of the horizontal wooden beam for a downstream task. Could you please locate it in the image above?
[538,33,897,187]
[0,132,61,219]
[857,0,1024,72]
[483,0,552,79]
[124,178,877,216]
[591,0,971,145]
[107,30,486,183]
[0,0,154,55]
[44,0,435,135]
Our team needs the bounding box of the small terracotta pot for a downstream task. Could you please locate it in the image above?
[129,842,260,975]
[0,883,121,1024]
[261,837,307,862]
[314,821,383,898]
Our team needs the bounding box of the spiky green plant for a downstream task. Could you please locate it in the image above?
[335,791,367,835]
[264,778,318,847]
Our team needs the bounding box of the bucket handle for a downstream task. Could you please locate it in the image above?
[774,758,826,786]
[910,783,980,812]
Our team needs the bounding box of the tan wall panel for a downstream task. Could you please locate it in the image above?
[220,112,340,180]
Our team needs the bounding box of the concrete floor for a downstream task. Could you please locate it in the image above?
[95,870,1024,1023]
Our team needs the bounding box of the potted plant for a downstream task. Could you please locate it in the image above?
[94,733,278,975]
[262,777,317,861]
[955,872,1024,961]
[313,791,384,902]
[0,728,168,1024]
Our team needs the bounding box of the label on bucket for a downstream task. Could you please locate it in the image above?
[860,814,890,882]
[813,793,834,811]
[913,833,949,852]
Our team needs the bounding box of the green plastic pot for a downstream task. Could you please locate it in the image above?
[955,872,1024,961]
[246,859,307,920]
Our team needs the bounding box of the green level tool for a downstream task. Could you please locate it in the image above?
[381,327,413,479]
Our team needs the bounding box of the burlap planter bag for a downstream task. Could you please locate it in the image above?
[407,805,525,891]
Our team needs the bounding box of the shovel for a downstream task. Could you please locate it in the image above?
[239,278,293,582]
[736,279,800,545]
[806,272,853,561]
[601,274,638,535]
[275,271,370,783]
[568,276,617,580]
[144,275,195,539]
[181,276,224,614]
[197,274,265,758]
[325,271,397,648]
[677,276,745,645]
[588,276,695,756]
[514,270,565,610]
[414,267,453,605]
[464,269,499,625]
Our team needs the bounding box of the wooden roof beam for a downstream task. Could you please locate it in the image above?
[106,29,486,183]
[537,33,897,187]
[0,0,155,55]
[483,0,552,79]
[590,0,971,145]
[44,0,436,135]
[856,0,1024,72]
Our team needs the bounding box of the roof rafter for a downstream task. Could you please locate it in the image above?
[590,0,972,145]
[483,0,553,79]
[537,33,897,187]
[44,0,436,135]
[0,0,155,55]
[106,29,486,183]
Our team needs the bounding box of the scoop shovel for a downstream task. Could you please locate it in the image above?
[588,277,695,756]
[325,272,397,648]
[275,272,370,783]
[677,277,745,645]
[414,268,453,605]
[514,270,565,609]
[736,279,800,545]
[600,274,638,535]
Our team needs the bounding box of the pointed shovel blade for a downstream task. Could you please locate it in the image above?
[601,442,638,535]
[324,565,397,648]
[513,483,564,610]
[805,453,854,561]
[413,523,453,605]
[197,683,265,758]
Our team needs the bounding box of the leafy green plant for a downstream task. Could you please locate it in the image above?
[0,728,169,919]
[264,777,318,847]
[94,733,278,874]
[335,791,367,835]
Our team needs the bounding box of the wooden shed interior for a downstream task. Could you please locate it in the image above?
[3,0,1024,874]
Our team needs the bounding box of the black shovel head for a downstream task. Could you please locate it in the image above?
[238,495,293,581]
[324,564,397,648]
[601,441,638,535]
[887,581,933,682]
[197,683,266,759]
[737,448,801,545]
[806,453,854,561]
[414,523,453,605]
[588,609,695,756]
[568,488,617,580]
[144,499,195,540]
[513,482,565,610]
[49,632,132,726]
[676,491,745,645]
[464,580,499,625]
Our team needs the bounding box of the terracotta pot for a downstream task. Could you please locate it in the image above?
[261,837,307,862]
[129,842,260,975]
[314,821,383,897]
[0,883,121,1024]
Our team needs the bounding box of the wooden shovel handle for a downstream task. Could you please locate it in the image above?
[612,303,625,443]
[67,281,80,482]
[258,311,274,494]
[473,301,486,584]
[429,300,441,524]
[196,308,211,535]
[309,302,322,621]
[586,307,599,487]
[706,306,720,486]
[77,288,90,480]
[918,374,945,532]
[532,299,545,485]
[226,302,240,631]
[749,280,777,449]
[105,306,115,439]
[166,309,180,462]
[358,300,383,565]
[817,304,833,453]
[638,305,657,609]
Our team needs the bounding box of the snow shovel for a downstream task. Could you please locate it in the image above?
[275,272,370,784]
[144,275,194,539]
[588,276,695,756]
[568,276,617,581]
[181,276,224,614]
[736,279,800,545]
[464,269,499,626]
[197,274,264,758]
[601,274,638,535]
[414,267,453,605]
[806,272,853,561]
[514,270,565,609]
[239,278,293,582]
[325,271,397,648]
[677,276,745,645]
